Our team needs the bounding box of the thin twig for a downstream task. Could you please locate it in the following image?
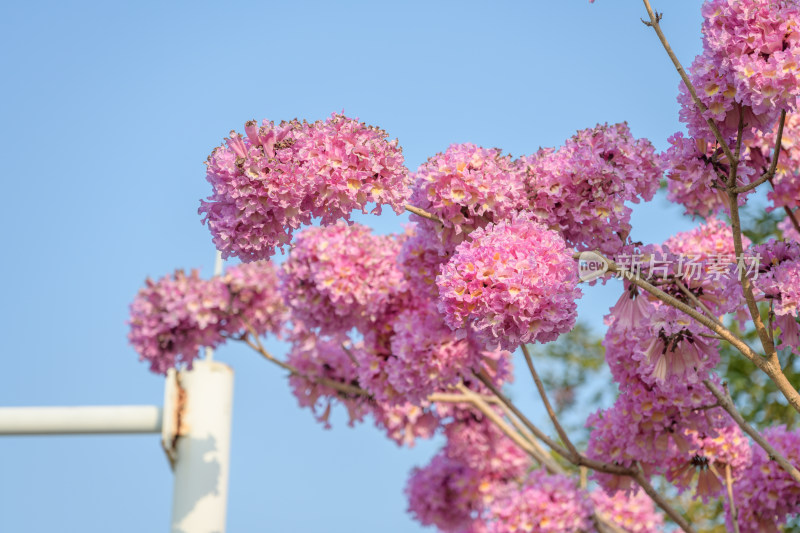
[704,380,800,485]
[456,383,556,470]
[520,344,580,461]
[242,335,370,398]
[579,252,800,414]
[474,370,634,476]
[674,279,724,327]
[405,203,442,224]
[634,467,698,533]
[457,384,628,533]
[725,463,741,533]
[784,206,800,235]
[641,0,735,165]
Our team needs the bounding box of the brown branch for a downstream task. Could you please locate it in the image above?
[725,463,741,533]
[784,206,800,235]
[474,370,635,476]
[641,0,735,165]
[726,186,778,357]
[457,384,627,533]
[242,334,370,398]
[674,279,724,327]
[634,467,698,533]
[704,380,800,485]
[455,383,557,469]
[405,203,442,224]
[520,344,580,461]
[580,252,800,414]
[474,370,574,461]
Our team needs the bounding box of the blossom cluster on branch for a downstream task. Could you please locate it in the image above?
[124,0,800,530]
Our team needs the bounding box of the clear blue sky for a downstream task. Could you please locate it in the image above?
[0,2,703,531]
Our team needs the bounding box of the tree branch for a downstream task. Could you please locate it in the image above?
[580,253,800,413]
[405,203,442,224]
[704,380,800,485]
[634,467,698,533]
[725,463,741,533]
[520,344,580,461]
[641,0,735,165]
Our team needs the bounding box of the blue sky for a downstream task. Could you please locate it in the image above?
[0,1,704,531]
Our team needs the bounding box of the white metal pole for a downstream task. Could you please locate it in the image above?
[170,360,234,533]
[204,250,224,362]
[0,405,163,435]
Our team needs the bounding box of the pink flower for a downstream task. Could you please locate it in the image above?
[286,325,368,428]
[522,122,662,255]
[666,422,752,503]
[280,222,408,335]
[443,405,530,482]
[590,489,665,533]
[199,115,409,261]
[749,114,800,212]
[385,299,484,405]
[297,114,410,224]
[128,263,287,374]
[409,143,527,252]
[199,120,311,261]
[661,132,754,217]
[731,426,800,533]
[486,470,593,533]
[437,214,581,350]
[586,376,723,491]
[128,269,229,374]
[397,222,451,298]
[220,261,289,338]
[405,452,487,532]
[702,0,800,117]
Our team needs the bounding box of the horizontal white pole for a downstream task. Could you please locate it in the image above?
[0,406,163,435]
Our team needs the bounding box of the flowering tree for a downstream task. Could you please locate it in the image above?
[127,1,800,531]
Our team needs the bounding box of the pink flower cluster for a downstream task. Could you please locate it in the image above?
[750,113,800,213]
[286,326,367,428]
[731,426,800,533]
[586,377,722,492]
[220,260,290,337]
[663,216,748,260]
[128,262,287,374]
[385,299,484,405]
[702,0,800,116]
[485,470,593,533]
[280,222,407,335]
[666,422,751,503]
[408,143,526,252]
[590,489,664,533]
[285,325,440,446]
[199,114,409,261]
[437,215,581,351]
[397,223,451,298]
[678,0,800,142]
[661,132,754,217]
[523,122,662,254]
[442,407,529,483]
[405,452,485,532]
[405,403,533,532]
[751,239,800,351]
